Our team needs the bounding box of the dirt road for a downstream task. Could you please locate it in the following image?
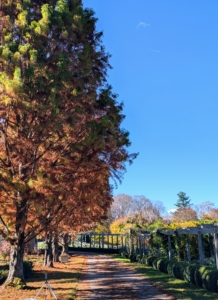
[75,253,175,300]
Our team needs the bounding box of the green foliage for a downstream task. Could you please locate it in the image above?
[0,0,137,283]
[205,269,218,293]
[175,191,192,208]
[183,263,201,285]
[132,253,218,294]
[155,257,170,273]
[145,255,159,267]
[167,260,189,280]
[115,255,218,300]
[6,277,26,290]
[151,231,168,256]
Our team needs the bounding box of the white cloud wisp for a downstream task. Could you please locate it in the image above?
[137,22,150,28]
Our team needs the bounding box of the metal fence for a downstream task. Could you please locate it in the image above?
[71,234,125,250]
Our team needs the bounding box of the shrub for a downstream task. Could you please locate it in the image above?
[206,269,218,293]
[136,253,218,294]
[156,257,170,274]
[195,265,218,292]
[136,254,146,264]
[152,257,160,270]
[194,266,203,288]
[167,261,188,280]
[183,264,201,285]
[141,255,147,264]
[5,277,26,290]
[136,254,142,263]
[146,255,159,267]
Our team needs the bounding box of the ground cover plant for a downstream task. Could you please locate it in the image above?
[113,255,218,300]
[0,254,85,300]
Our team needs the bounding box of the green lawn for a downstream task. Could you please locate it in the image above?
[113,256,218,300]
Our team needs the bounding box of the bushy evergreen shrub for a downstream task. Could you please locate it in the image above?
[146,255,159,267]
[206,269,218,293]
[183,264,200,284]
[136,253,218,294]
[136,254,142,263]
[152,257,160,270]
[194,266,218,293]
[156,257,170,274]
[167,261,188,280]
[194,265,203,287]
[200,266,214,290]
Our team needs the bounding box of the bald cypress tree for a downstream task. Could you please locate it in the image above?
[0,0,136,284]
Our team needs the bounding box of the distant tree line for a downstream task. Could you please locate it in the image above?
[99,192,218,235]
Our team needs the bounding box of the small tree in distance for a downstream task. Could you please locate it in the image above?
[175,191,192,208]
[173,192,197,222]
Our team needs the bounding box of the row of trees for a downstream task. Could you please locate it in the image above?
[107,192,218,235]
[0,0,137,284]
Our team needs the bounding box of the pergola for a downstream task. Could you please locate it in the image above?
[160,223,218,268]
[125,228,151,255]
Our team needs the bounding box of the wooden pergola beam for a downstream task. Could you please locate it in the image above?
[159,224,218,267]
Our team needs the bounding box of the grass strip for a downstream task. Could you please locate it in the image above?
[112,255,218,300]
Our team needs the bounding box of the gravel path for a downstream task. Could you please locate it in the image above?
[75,253,175,300]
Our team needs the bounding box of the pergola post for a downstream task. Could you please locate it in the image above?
[186,234,191,263]
[131,234,134,254]
[197,229,204,265]
[136,236,139,254]
[213,225,218,269]
[143,234,145,255]
[168,234,172,261]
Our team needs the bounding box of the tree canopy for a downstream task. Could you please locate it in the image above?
[0,0,137,283]
[175,191,192,208]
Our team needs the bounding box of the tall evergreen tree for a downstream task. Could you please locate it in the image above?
[0,0,137,284]
[175,192,192,208]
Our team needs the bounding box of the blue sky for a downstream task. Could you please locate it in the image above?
[83,1,218,213]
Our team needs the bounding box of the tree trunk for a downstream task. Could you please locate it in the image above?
[6,242,25,284]
[44,233,53,267]
[62,233,69,254]
[53,234,59,262]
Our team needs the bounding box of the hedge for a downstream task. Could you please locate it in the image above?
[130,254,218,294]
